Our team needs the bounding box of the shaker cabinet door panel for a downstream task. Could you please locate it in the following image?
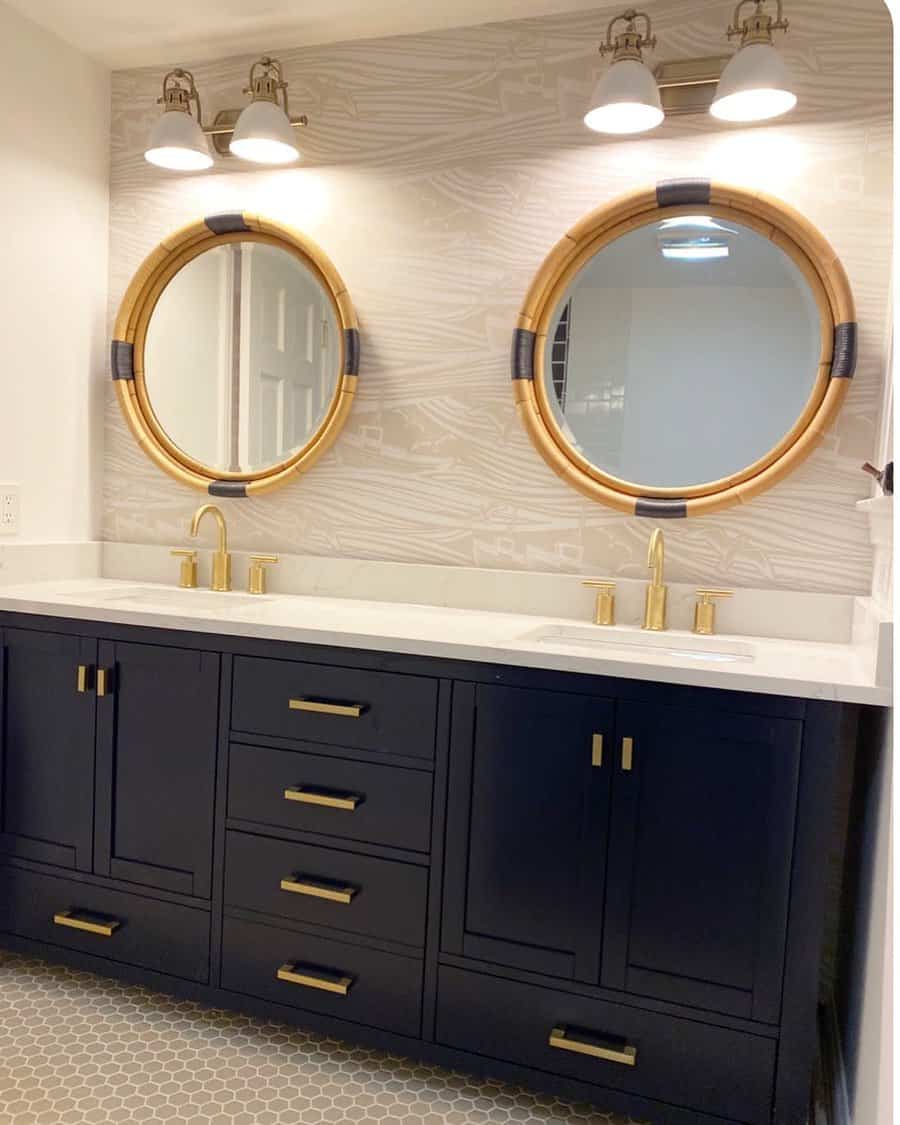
[0,629,97,871]
[94,641,220,898]
[602,703,802,1022]
[443,683,613,982]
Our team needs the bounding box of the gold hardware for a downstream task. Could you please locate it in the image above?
[277,962,354,995]
[76,665,90,694]
[284,786,361,811]
[170,549,199,589]
[248,554,279,595]
[289,698,364,719]
[549,1025,637,1067]
[53,910,121,938]
[622,737,634,772]
[280,875,358,904]
[727,0,789,48]
[591,734,604,768]
[693,588,734,636]
[190,504,232,592]
[642,528,668,631]
[598,9,657,64]
[583,580,616,626]
[96,668,112,698]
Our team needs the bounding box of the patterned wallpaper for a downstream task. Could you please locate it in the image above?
[105,0,892,594]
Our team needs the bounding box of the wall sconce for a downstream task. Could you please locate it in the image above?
[145,70,213,171]
[711,0,797,122]
[584,9,664,135]
[144,55,308,171]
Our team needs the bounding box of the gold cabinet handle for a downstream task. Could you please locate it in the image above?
[277,962,354,996]
[549,1025,637,1067]
[53,909,121,938]
[280,874,358,905]
[621,736,634,772]
[284,785,361,811]
[76,665,92,694]
[591,733,604,768]
[289,698,365,718]
[96,668,113,698]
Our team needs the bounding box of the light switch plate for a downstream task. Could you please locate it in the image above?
[0,484,20,535]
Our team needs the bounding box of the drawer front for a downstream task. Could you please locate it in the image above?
[0,866,210,983]
[225,831,428,948]
[228,743,432,853]
[221,915,422,1038]
[231,656,438,760]
[436,966,776,1125]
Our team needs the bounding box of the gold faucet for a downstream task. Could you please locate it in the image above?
[190,504,232,592]
[642,527,668,631]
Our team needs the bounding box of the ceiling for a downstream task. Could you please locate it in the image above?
[6,0,611,69]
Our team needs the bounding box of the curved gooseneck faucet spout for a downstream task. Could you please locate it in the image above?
[190,504,232,592]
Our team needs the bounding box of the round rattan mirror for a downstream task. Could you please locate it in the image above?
[512,180,856,517]
[112,212,360,497]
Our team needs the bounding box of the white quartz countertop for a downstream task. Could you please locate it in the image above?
[0,578,890,707]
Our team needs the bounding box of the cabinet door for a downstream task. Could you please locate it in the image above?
[443,683,613,982]
[94,641,220,898]
[0,628,97,870]
[602,702,802,1023]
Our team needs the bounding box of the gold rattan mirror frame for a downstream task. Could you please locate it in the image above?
[511,179,857,518]
[111,212,360,498]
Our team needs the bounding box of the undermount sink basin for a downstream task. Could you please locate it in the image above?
[53,585,270,614]
[520,623,754,663]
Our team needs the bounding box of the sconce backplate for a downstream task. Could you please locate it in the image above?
[654,56,728,115]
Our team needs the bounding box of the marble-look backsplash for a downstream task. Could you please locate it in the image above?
[104,0,892,595]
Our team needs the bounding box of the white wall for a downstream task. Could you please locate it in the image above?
[0,0,109,542]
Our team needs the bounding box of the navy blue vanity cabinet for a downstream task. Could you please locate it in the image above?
[0,628,98,871]
[0,615,856,1125]
[601,703,802,1022]
[442,683,614,981]
[93,640,220,898]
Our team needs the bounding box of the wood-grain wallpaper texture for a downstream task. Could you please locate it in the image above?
[105,0,892,594]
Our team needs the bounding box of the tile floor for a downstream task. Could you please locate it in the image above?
[0,953,639,1125]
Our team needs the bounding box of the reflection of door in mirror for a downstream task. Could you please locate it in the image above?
[240,244,336,470]
[144,239,340,477]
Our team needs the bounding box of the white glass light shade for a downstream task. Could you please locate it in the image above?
[584,58,664,135]
[145,109,213,171]
[710,42,797,122]
[229,99,299,164]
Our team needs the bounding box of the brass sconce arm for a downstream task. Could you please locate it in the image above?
[727,0,789,44]
[159,68,204,121]
[599,8,657,60]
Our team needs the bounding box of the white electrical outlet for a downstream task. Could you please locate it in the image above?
[0,484,20,536]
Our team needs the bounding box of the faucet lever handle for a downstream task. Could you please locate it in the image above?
[170,549,198,589]
[693,589,733,635]
[582,579,616,626]
[248,554,280,596]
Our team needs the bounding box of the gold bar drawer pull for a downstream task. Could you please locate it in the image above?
[289,698,366,719]
[549,1025,637,1067]
[284,785,362,812]
[280,874,358,905]
[53,909,121,938]
[277,962,354,996]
